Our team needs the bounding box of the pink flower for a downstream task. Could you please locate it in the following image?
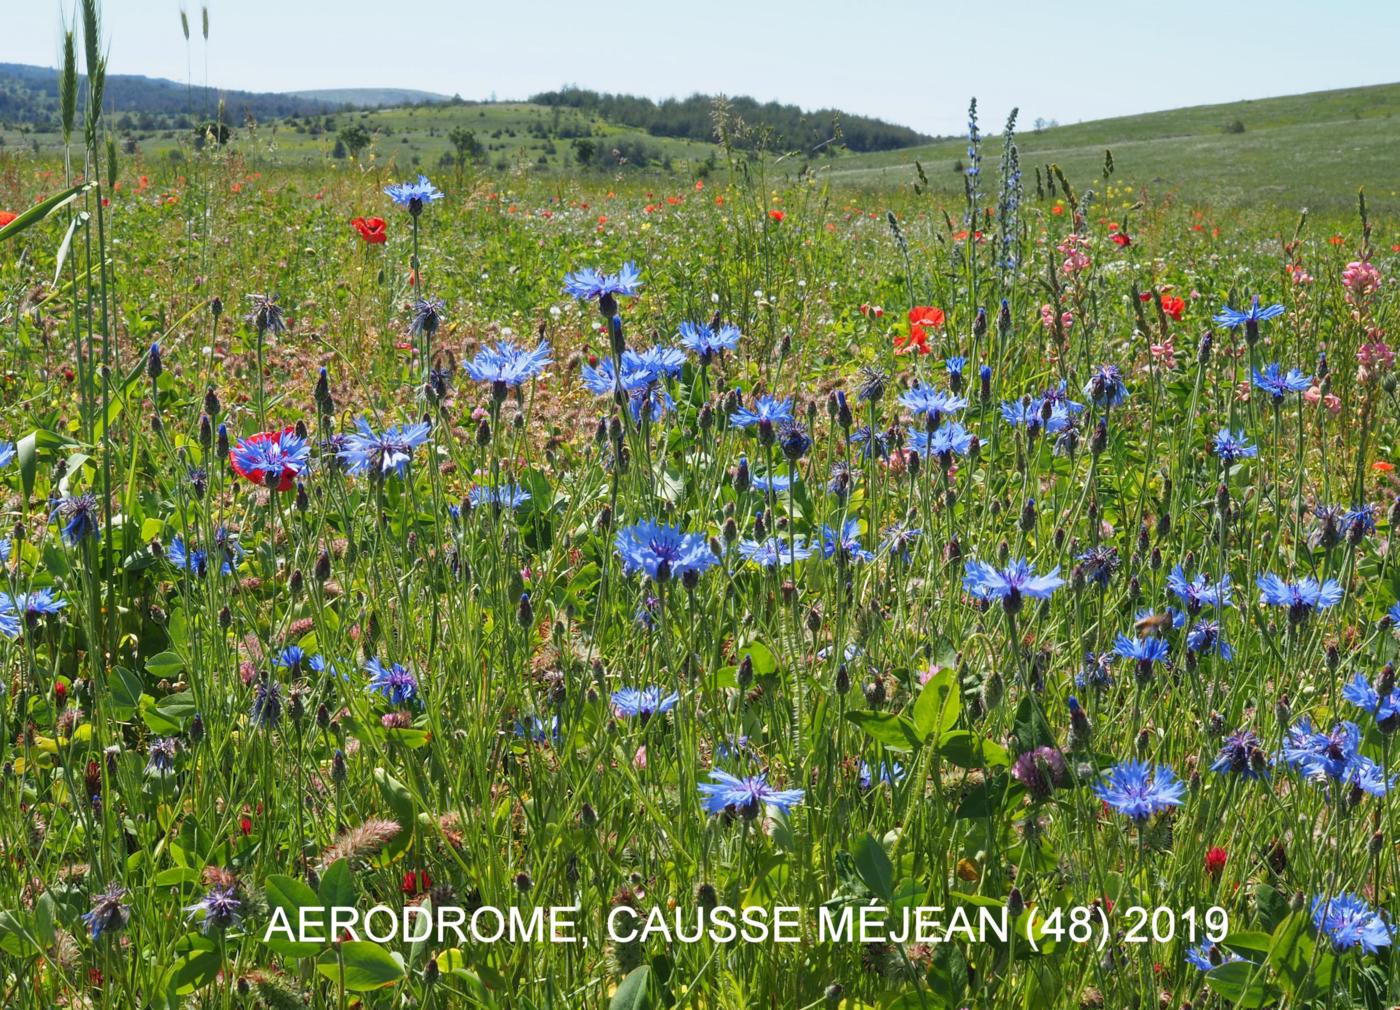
[1040,303,1073,331]
[1150,337,1178,369]
[1342,260,1382,305]
[1357,337,1394,372]
[633,745,647,769]
[1287,264,1313,285]
[1056,233,1091,276]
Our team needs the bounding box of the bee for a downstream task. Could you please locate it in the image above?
[1134,612,1174,637]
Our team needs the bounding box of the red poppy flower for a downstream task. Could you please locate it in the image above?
[1205,846,1227,877]
[768,209,785,223]
[1110,232,1131,247]
[895,327,931,355]
[229,427,305,493]
[402,870,432,894]
[0,210,17,229]
[239,814,253,836]
[908,305,945,329]
[1160,295,1185,320]
[351,216,387,244]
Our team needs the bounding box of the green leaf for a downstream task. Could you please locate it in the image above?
[262,874,324,958]
[145,652,185,680]
[315,941,404,991]
[1205,960,1278,1007]
[851,834,894,901]
[845,710,922,751]
[318,858,358,910]
[0,182,92,244]
[107,666,144,721]
[1011,695,1054,752]
[610,965,652,1010]
[913,668,960,741]
[937,730,1010,769]
[373,768,416,861]
[166,947,221,995]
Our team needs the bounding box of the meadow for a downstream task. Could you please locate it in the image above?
[1,13,1400,1010]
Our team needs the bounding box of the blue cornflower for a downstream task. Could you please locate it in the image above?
[1390,601,1400,626]
[1092,760,1185,821]
[750,471,794,493]
[338,417,432,478]
[1075,545,1121,588]
[1342,672,1400,730]
[51,491,99,545]
[858,761,906,790]
[82,883,131,940]
[1311,893,1393,955]
[0,537,9,565]
[1279,719,1392,795]
[384,174,443,213]
[0,596,18,640]
[1211,728,1269,778]
[463,339,552,390]
[737,536,812,568]
[1113,633,1171,678]
[1214,295,1285,332]
[909,421,973,461]
[514,714,560,744]
[962,558,1065,611]
[614,520,718,584]
[880,524,922,562]
[1000,398,1044,430]
[581,349,680,422]
[212,526,244,574]
[1167,566,1232,613]
[1042,380,1086,417]
[945,356,967,379]
[1186,619,1233,660]
[698,770,804,818]
[366,657,419,707]
[821,520,874,563]
[562,262,643,302]
[610,686,680,719]
[186,884,242,934]
[166,536,209,577]
[468,483,531,509]
[1076,652,1116,691]
[273,646,309,675]
[730,394,794,431]
[0,441,14,468]
[678,320,741,363]
[145,737,178,776]
[1342,505,1376,541]
[849,425,891,459]
[1186,939,1243,972]
[230,428,310,491]
[1251,363,1311,401]
[1257,573,1342,622]
[1083,364,1128,407]
[249,678,283,729]
[1211,428,1258,465]
[7,589,67,622]
[899,386,969,422]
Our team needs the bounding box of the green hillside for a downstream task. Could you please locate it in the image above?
[829,83,1400,209]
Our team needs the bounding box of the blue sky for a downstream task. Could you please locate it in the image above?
[2,0,1397,135]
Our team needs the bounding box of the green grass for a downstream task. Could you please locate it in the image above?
[829,83,1400,210]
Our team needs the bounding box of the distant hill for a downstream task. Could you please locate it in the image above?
[530,87,933,153]
[831,81,1400,210]
[288,88,455,108]
[0,62,342,132]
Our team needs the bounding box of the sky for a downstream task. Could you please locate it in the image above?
[2,0,1398,136]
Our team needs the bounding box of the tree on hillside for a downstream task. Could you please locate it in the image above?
[338,123,372,160]
[448,126,484,166]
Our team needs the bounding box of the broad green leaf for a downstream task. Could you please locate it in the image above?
[315,941,405,991]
